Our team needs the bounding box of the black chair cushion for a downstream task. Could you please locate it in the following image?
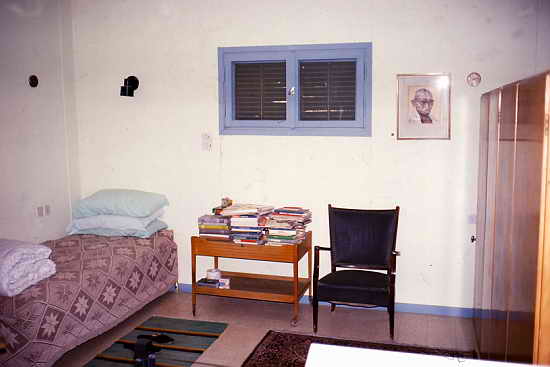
[317,270,389,306]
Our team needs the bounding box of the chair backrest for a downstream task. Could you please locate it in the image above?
[328,205,399,270]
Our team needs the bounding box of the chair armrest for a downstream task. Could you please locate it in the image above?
[313,246,331,283]
[390,250,400,273]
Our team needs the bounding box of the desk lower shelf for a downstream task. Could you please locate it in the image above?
[194,271,310,303]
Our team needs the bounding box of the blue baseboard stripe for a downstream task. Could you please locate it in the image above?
[175,283,473,318]
[176,283,193,293]
[393,303,473,318]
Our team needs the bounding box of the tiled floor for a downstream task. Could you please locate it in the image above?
[55,291,476,366]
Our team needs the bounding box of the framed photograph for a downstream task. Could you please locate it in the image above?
[396,73,451,140]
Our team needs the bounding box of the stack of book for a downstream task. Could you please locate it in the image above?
[266,207,311,245]
[221,204,274,245]
[198,215,231,241]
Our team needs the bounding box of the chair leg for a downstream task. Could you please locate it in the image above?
[330,303,335,312]
[388,303,395,339]
[313,297,319,333]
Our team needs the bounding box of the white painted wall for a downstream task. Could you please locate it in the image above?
[70,0,550,309]
[0,0,78,243]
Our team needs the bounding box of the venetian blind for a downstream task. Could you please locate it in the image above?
[234,62,286,120]
[299,61,356,121]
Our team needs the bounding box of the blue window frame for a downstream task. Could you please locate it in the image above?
[218,43,372,136]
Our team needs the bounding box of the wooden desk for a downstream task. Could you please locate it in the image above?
[191,231,312,325]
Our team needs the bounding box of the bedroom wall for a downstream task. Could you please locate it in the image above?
[70,0,550,310]
[0,0,78,243]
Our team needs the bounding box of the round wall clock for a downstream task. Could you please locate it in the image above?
[467,72,481,87]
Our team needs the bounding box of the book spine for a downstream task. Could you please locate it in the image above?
[231,231,263,236]
[231,226,265,231]
[230,219,260,226]
[199,229,231,234]
[265,238,301,244]
[199,224,230,230]
[232,235,263,240]
[198,215,230,224]
[274,209,307,214]
[277,206,305,210]
[268,235,296,240]
[272,212,303,217]
[234,239,266,245]
[268,230,297,236]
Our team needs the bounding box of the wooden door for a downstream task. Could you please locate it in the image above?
[506,74,547,362]
[473,92,490,355]
[488,84,517,360]
[474,90,501,358]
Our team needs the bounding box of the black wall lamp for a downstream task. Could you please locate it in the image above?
[29,75,39,88]
[120,76,139,97]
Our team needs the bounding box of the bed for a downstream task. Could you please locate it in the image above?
[0,229,178,367]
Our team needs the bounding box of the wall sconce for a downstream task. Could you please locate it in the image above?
[29,75,39,88]
[120,76,139,97]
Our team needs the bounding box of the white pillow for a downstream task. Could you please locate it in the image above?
[67,219,168,239]
[72,189,169,218]
[66,208,164,233]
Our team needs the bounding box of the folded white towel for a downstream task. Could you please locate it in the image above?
[0,238,57,297]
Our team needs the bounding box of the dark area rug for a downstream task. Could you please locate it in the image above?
[242,331,476,367]
[86,316,227,367]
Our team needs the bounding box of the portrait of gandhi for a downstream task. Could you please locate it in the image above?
[398,74,449,139]
[409,88,438,124]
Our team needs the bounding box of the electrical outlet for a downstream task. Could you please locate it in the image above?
[45,205,50,216]
[37,206,44,217]
[201,133,212,151]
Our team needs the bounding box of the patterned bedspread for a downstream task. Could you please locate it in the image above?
[0,229,178,367]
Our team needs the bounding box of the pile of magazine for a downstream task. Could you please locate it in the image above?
[266,207,311,245]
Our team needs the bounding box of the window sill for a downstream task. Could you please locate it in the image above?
[220,126,372,137]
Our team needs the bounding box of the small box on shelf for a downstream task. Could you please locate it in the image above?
[218,278,230,289]
[197,278,219,288]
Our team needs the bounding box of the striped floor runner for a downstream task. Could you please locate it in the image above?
[86,317,227,367]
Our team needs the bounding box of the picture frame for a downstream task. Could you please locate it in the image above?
[396,73,451,140]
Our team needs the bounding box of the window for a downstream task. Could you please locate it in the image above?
[218,43,372,136]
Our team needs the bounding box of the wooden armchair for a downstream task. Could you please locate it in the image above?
[312,205,400,338]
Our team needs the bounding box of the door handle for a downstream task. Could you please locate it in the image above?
[471,235,477,244]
